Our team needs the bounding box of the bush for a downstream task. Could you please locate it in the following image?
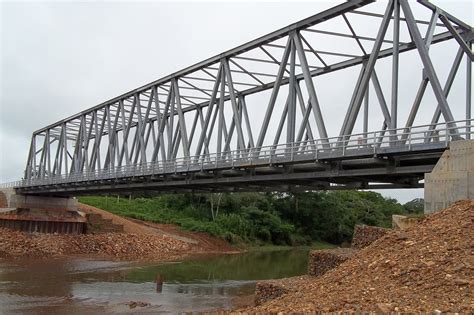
[79,190,412,246]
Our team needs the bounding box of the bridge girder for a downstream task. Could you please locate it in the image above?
[16,0,473,194]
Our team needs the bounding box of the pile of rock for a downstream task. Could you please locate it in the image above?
[68,233,189,258]
[307,248,355,276]
[255,280,290,305]
[246,200,474,313]
[306,225,387,279]
[0,228,69,257]
[254,276,309,306]
[0,227,190,260]
[86,213,124,233]
[351,224,390,249]
[256,224,387,305]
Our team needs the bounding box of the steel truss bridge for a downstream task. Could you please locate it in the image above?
[10,0,473,196]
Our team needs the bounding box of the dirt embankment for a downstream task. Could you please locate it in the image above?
[0,203,237,261]
[243,200,474,313]
[78,203,237,254]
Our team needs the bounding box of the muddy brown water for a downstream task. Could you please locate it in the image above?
[0,248,309,314]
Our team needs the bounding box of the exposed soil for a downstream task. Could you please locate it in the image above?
[128,218,238,253]
[0,203,237,261]
[242,200,474,313]
[78,203,237,254]
[79,203,157,235]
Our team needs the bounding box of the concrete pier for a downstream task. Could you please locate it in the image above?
[9,194,78,211]
[0,189,85,234]
[424,140,474,213]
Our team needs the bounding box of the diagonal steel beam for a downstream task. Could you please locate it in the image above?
[173,79,190,157]
[426,47,464,140]
[195,63,222,157]
[340,0,393,138]
[294,32,329,143]
[223,59,246,151]
[256,35,292,148]
[439,14,474,61]
[400,0,460,139]
[240,96,254,149]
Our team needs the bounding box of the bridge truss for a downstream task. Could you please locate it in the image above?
[16,0,473,195]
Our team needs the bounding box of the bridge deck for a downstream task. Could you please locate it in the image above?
[11,120,472,195]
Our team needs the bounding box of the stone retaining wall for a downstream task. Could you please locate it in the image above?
[308,248,356,277]
[0,191,7,208]
[86,213,124,233]
[255,280,290,306]
[351,224,390,249]
[392,214,424,230]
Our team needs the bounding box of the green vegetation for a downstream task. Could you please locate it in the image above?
[402,198,425,214]
[79,192,422,246]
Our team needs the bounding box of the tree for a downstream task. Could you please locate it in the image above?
[403,198,424,214]
[210,193,223,220]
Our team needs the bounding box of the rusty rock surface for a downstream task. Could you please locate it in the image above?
[0,227,190,260]
[308,248,356,277]
[244,200,474,313]
[351,224,390,249]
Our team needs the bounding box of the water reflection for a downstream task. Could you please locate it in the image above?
[0,249,309,313]
[156,273,163,293]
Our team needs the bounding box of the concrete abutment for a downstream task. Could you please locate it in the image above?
[0,190,86,234]
[424,140,474,213]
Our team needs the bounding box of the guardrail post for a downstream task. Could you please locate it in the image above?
[342,137,346,156]
[373,132,377,155]
[408,127,412,150]
[315,139,318,161]
[445,122,449,146]
[467,119,471,140]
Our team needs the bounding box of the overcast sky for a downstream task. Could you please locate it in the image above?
[0,0,472,203]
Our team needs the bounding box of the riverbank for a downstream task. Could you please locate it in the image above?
[0,203,238,261]
[0,202,333,262]
[242,200,474,313]
[0,227,193,261]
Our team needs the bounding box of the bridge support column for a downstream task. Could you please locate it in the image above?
[8,194,78,211]
[0,190,85,234]
[424,140,474,213]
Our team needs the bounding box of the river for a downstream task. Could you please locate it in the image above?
[0,248,309,314]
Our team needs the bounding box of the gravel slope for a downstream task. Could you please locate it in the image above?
[0,203,236,260]
[244,200,474,313]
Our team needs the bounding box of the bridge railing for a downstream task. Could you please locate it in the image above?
[0,180,23,189]
[6,119,474,189]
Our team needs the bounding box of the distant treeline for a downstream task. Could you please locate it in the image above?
[80,192,423,246]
